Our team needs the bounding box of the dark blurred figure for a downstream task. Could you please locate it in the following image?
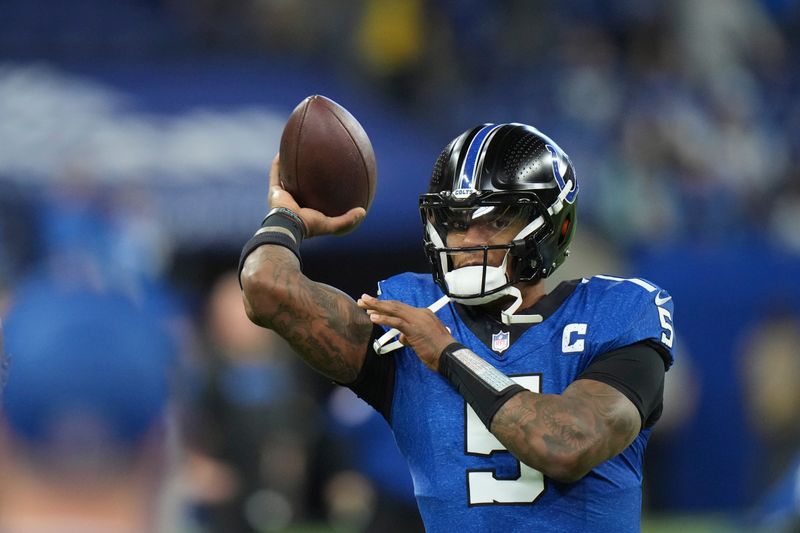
[740,314,800,533]
[741,315,800,491]
[0,278,180,532]
[324,386,424,533]
[185,271,321,532]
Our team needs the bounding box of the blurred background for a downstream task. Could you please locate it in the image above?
[1,0,799,531]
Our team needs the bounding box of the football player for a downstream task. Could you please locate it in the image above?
[239,123,674,532]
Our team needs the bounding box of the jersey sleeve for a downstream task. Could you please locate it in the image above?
[344,324,396,423]
[577,341,666,428]
[343,273,431,423]
[588,277,675,370]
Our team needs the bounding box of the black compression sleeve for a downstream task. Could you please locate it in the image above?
[577,341,666,428]
[342,324,396,423]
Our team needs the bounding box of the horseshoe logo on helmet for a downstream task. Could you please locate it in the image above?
[546,144,578,204]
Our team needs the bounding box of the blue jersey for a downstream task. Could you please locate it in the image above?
[375,273,675,533]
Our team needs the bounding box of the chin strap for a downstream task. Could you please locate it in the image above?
[372,285,541,355]
[454,285,542,325]
[500,286,543,325]
[373,294,451,355]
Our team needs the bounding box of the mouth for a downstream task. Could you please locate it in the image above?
[451,256,484,268]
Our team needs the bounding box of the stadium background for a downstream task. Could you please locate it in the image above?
[1,0,799,531]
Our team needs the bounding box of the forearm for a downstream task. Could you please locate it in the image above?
[436,344,639,483]
[490,391,609,483]
[241,245,372,383]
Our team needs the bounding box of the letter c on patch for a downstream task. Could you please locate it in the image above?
[562,323,588,353]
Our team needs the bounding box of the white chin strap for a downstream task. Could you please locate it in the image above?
[372,272,543,356]
[498,285,543,325]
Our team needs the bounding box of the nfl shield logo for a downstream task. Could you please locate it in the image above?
[491,331,510,353]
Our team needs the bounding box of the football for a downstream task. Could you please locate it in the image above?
[279,95,377,217]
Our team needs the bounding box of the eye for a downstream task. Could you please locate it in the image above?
[450,220,469,232]
[489,216,513,230]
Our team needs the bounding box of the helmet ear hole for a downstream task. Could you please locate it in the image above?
[558,217,571,246]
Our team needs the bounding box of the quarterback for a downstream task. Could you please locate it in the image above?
[240,123,674,532]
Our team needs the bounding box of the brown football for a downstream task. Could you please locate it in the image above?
[279,95,377,217]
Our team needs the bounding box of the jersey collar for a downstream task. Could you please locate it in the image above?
[453,279,580,356]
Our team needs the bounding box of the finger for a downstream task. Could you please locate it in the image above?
[398,334,408,346]
[331,207,367,236]
[268,154,281,190]
[358,294,398,314]
[356,297,376,311]
[357,295,379,313]
[359,294,377,307]
[368,313,407,331]
[270,186,300,211]
[360,296,415,317]
[268,154,302,210]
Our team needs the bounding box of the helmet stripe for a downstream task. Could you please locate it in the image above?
[456,124,500,191]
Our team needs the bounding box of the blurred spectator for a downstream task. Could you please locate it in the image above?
[742,315,800,532]
[324,386,423,532]
[0,181,38,299]
[0,278,180,532]
[184,271,321,532]
[642,340,701,512]
[670,0,786,89]
[740,315,800,493]
[747,454,800,532]
[354,0,426,104]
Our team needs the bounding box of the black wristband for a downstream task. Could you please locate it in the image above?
[262,207,307,238]
[238,208,305,285]
[438,342,526,428]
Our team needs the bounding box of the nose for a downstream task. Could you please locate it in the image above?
[461,224,492,247]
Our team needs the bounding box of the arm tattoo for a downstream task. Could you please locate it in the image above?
[245,246,373,383]
[490,380,640,479]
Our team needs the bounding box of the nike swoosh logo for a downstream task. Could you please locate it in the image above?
[654,291,672,306]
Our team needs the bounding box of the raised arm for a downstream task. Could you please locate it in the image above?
[240,156,372,383]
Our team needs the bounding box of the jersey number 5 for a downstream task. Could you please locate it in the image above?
[465,375,544,505]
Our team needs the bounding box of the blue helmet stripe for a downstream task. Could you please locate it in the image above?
[456,124,498,190]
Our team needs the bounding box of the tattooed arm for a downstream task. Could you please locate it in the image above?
[241,246,373,383]
[356,294,644,484]
[490,380,641,483]
[240,154,372,383]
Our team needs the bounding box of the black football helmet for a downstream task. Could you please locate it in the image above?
[419,123,578,304]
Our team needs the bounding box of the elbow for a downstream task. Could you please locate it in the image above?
[542,453,591,484]
[240,263,285,328]
[524,449,592,485]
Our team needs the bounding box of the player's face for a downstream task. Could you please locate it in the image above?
[443,205,530,269]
